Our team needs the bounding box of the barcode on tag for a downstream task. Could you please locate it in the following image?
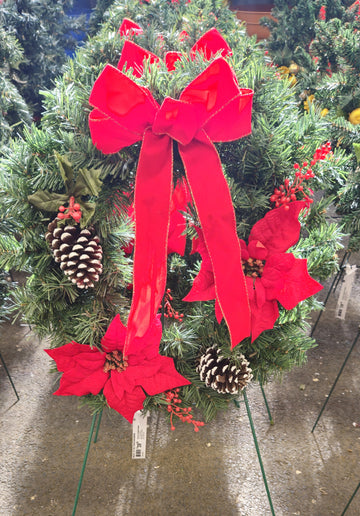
[335,264,357,320]
[132,410,148,459]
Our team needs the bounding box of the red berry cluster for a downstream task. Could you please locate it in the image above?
[162,288,184,322]
[57,196,82,223]
[164,388,204,432]
[270,142,332,210]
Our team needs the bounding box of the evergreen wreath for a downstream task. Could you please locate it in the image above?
[0,0,345,429]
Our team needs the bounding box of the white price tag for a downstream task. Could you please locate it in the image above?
[132,411,148,459]
[335,264,357,320]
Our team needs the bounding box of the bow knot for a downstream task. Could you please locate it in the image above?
[153,97,202,145]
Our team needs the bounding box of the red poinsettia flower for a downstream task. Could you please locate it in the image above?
[184,201,323,342]
[45,315,190,423]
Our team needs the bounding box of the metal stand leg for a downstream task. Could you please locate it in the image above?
[243,389,276,515]
[72,410,103,516]
[341,481,360,515]
[312,328,360,433]
[310,252,350,337]
[0,350,20,401]
[93,410,103,444]
[259,381,274,425]
[333,251,351,294]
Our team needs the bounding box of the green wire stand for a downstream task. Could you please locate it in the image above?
[72,388,275,515]
[341,480,360,515]
[0,350,20,402]
[243,389,276,515]
[259,380,274,425]
[72,409,103,516]
[312,327,359,433]
[310,251,350,338]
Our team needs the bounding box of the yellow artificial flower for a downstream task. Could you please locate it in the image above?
[349,108,360,125]
[321,108,329,117]
[288,63,300,75]
[288,74,297,86]
[304,94,315,112]
[278,65,290,76]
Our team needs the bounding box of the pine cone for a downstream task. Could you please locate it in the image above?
[45,218,103,288]
[197,346,253,394]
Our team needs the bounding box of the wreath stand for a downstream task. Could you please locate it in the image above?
[311,326,360,515]
[0,350,20,404]
[311,250,351,338]
[340,481,360,516]
[71,386,275,516]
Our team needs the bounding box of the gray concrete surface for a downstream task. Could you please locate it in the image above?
[0,266,359,516]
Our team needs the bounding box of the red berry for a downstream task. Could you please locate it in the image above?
[57,213,65,219]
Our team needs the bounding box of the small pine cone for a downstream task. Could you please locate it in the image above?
[45,218,103,289]
[197,346,253,394]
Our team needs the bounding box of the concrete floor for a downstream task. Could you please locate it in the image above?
[0,265,359,515]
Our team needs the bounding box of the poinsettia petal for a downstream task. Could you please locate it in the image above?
[101,314,127,352]
[138,355,191,395]
[183,268,215,302]
[239,239,249,261]
[55,366,108,396]
[249,201,306,255]
[254,277,266,308]
[261,253,295,300]
[250,298,279,342]
[45,342,104,372]
[183,227,216,301]
[167,210,186,255]
[46,342,107,396]
[104,374,146,423]
[247,239,268,260]
[275,258,323,309]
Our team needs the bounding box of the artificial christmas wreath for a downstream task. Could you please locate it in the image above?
[0,0,345,431]
[45,22,336,428]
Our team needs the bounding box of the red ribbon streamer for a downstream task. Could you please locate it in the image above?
[89,55,253,353]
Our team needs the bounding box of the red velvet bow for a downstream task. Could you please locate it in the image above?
[118,18,143,37]
[89,49,253,353]
[118,27,232,75]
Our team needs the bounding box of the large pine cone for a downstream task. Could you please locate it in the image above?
[197,345,253,394]
[45,219,103,288]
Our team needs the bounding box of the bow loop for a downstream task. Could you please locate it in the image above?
[179,59,253,141]
[89,65,159,153]
[117,40,159,77]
